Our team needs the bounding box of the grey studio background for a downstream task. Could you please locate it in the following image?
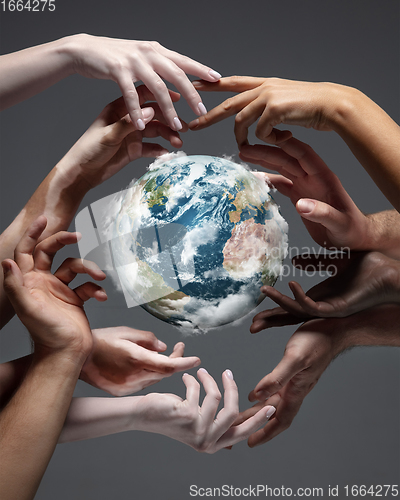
[0,1,399,499]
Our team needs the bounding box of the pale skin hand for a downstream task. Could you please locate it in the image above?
[254,251,400,332]
[60,369,276,453]
[0,218,106,500]
[81,327,201,396]
[244,137,400,258]
[0,90,184,328]
[0,34,221,130]
[238,304,400,448]
[189,76,400,210]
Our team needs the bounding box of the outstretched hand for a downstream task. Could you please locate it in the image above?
[81,327,201,396]
[2,217,107,356]
[244,137,370,250]
[188,76,343,145]
[71,35,221,130]
[252,251,400,332]
[136,368,275,453]
[58,88,186,189]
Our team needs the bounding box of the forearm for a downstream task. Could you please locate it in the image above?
[328,86,400,211]
[0,355,33,409]
[362,210,400,258]
[0,36,76,110]
[338,303,400,352]
[59,396,145,443]
[0,351,84,500]
[0,162,90,328]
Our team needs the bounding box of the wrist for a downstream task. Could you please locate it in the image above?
[33,339,93,371]
[57,34,88,77]
[322,83,362,132]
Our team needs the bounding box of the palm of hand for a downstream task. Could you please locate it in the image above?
[19,269,92,351]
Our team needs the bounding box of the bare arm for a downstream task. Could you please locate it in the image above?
[0,34,221,129]
[190,77,400,211]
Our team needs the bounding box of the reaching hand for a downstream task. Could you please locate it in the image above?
[58,89,186,189]
[241,304,400,448]
[253,252,400,331]
[243,137,370,250]
[80,327,201,396]
[136,368,275,453]
[71,35,221,130]
[2,217,106,356]
[188,76,346,145]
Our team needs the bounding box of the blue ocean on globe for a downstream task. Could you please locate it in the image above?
[111,153,288,332]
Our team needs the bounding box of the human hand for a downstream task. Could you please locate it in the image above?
[58,89,185,189]
[135,368,275,453]
[2,217,106,358]
[80,327,201,396]
[243,137,370,250]
[189,76,351,145]
[70,34,221,130]
[253,251,400,331]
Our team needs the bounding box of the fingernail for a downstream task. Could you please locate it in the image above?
[225,369,234,380]
[183,373,189,377]
[157,340,167,350]
[192,80,201,88]
[190,119,199,129]
[198,102,207,115]
[209,70,222,80]
[136,118,145,131]
[194,358,201,366]
[198,367,208,374]
[173,117,183,131]
[297,199,315,214]
[265,406,276,419]
[255,390,270,401]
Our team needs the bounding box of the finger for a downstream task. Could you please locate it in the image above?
[280,138,328,175]
[141,120,183,148]
[33,232,80,272]
[216,405,276,450]
[131,348,200,375]
[152,57,208,117]
[212,370,239,432]
[250,307,303,333]
[115,70,144,130]
[249,350,307,402]
[73,282,107,303]
[14,216,47,274]
[289,281,337,317]
[296,199,351,240]
[53,258,106,285]
[261,286,310,318]
[234,98,265,146]
[130,330,167,352]
[192,76,266,93]
[142,102,189,131]
[2,259,32,311]
[197,368,222,426]
[240,144,303,178]
[152,44,222,83]
[182,373,201,406]
[136,84,181,106]
[138,67,182,131]
[248,380,309,447]
[257,173,294,198]
[169,342,185,358]
[189,87,261,131]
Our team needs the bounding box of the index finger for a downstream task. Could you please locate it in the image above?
[192,76,266,93]
[189,87,260,131]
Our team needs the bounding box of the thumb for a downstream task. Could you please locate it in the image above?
[249,352,302,402]
[296,198,349,237]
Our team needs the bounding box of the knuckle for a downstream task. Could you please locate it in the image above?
[139,41,154,53]
[223,97,235,111]
[210,390,222,403]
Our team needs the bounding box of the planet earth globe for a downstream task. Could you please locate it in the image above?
[111,153,288,332]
